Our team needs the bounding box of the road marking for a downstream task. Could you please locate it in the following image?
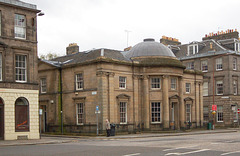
[123,153,141,156]
[165,149,209,155]
[163,145,198,151]
[221,151,240,155]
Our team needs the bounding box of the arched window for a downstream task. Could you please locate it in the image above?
[15,97,29,132]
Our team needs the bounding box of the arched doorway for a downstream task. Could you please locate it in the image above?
[0,98,4,140]
[15,97,29,132]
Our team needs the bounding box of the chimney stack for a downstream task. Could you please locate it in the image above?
[66,43,79,55]
[160,36,181,46]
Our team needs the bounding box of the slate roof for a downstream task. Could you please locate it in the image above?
[42,48,130,67]
[172,38,240,60]
[0,0,37,10]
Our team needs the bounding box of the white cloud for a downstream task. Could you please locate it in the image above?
[23,0,240,56]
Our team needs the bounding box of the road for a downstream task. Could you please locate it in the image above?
[1,131,240,156]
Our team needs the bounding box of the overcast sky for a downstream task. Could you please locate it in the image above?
[23,0,240,56]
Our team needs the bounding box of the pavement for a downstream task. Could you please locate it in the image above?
[0,128,239,147]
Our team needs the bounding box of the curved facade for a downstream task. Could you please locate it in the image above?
[39,39,203,134]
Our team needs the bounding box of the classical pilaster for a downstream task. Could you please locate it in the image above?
[133,75,139,126]
[178,77,184,129]
[163,75,169,129]
[195,81,200,127]
[96,71,108,130]
[108,72,115,123]
[143,75,150,129]
[199,82,203,127]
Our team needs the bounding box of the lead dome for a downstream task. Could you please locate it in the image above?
[125,38,176,59]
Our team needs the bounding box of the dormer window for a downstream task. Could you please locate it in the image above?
[187,44,198,55]
[235,42,240,52]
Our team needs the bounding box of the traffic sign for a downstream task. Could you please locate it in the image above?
[238,108,240,114]
[96,106,99,111]
[212,105,217,111]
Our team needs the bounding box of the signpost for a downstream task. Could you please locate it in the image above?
[95,106,100,136]
[238,108,240,127]
[212,105,217,130]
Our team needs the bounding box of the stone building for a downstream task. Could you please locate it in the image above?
[165,29,240,127]
[38,39,203,134]
[0,0,41,140]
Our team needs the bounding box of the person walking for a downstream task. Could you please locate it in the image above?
[106,119,111,137]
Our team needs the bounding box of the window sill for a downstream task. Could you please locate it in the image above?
[202,71,208,73]
[216,69,223,71]
[120,123,127,125]
[119,88,126,89]
[217,121,224,123]
[151,122,161,124]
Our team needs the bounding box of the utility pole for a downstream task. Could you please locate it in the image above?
[125,30,131,47]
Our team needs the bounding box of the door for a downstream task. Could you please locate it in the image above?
[170,102,178,130]
[40,105,47,132]
[0,99,4,140]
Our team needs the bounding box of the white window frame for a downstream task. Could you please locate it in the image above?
[217,105,223,122]
[14,14,26,39]
[76,103,84,125]
[203,82,208,96]
[216,58,223,71]
[232,105,238,122]
[186,62,194,70]
[186,83,191,94]
[233,80,237,95]
[203,106,209,122]
[151,102,161,123]
[233,58,237,70]
[216,80,223,95]
[151,77,161,89]
[40,78,47,93]
[120,102,127,124]
[15,54,27,82]
[171,78,177,90]
[235,42,240,52]
[0,53,2,81]
[201,60,208,72]
[186,104,191,122]
[187,44,198,56]
[119,76,126,89]
[76,73,83,90]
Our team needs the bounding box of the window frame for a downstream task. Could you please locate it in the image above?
[216,58,223,71]
[151,102,161,123]
[151,77,161,89]
[217,105,223,122]
[40,78,47,93]
[216,80,223,95]
[75,73,84,90]
[119,76,126,89]
[203,82,208,96]
[233,80,237,95]
[171,77,177,90]
[235,42,240,52]
[14,14,26,39]
[187,44,198,56]
[186,104,191,122]
[76,103,84,125]
[203,106,209,123]
[120,102,127,124]
[201,60,208,72]
[186,62,194,70]
[233,58,237,70]
[185,83,191,94]
[15,54,27,83]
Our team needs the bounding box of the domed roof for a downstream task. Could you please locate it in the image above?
[125,38,176,59]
